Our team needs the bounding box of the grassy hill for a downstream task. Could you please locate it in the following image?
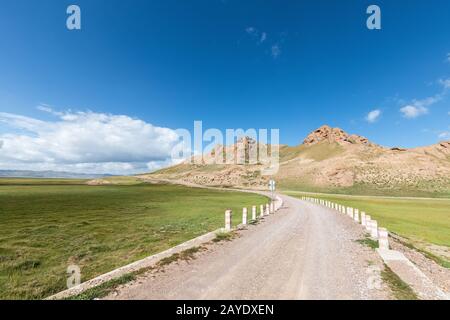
[147,126,450,197]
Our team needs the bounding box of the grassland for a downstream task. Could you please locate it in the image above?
[280,181,450,198]
[286,191,450,266]
[0,179,268,299]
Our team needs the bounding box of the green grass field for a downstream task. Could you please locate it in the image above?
[0,179,268,299]
[286,192,450,266]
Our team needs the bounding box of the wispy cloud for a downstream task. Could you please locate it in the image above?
[400,105,429,119]
[271,45,281,59]
[245,27,266,44]
[438,131,450,139]
[399,77,449,119]
[244,27,282,59]
[366,109,381,123]
[260,32,267,43]
[439,78,450,89]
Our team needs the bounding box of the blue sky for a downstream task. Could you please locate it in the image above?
[0,0,449,174]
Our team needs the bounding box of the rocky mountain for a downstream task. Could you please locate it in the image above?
[144,125,450,197]
[303,125,374,146]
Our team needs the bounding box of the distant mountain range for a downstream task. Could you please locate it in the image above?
[0,170,113,179]
[145,125,450,197]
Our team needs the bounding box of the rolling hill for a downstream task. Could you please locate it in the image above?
[143,125,450,197]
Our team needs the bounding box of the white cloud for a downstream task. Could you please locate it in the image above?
[245,27,257,35]
[400,105,428,119]
[260,32,267,43]
[366,109,381,123]
[399,91,444,119]
[245,27,281,58]
[439,78,450,89]
[397,76,450,120]
[271,45,281,59]
[0,109,182,175]
[447,53,450,63]
[438,131,450,140]
[245,27,267,44]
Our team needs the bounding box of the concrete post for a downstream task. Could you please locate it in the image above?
[361,212,366,226]
[270,202,274,214]
[242,207,248,225]
[354,212,360,223]
[365,215,372,231]
[252,205,257,221]
[354,208,359,218]
[260,205,264,218]
[370,220,378,239]
[378,228,389,250]
[349,207,354,218]
[266,203,270,216]
[225,209,232,231]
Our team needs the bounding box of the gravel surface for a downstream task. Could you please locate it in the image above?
[390,236,450,294]
[105,195,390,300]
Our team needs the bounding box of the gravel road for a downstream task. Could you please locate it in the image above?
[105,195,390,300]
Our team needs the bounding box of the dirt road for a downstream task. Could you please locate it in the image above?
[105,195,390,300]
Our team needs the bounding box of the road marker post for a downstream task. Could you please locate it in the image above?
[242,207,248,225]
[370,220,379,239]
[252,205,257,220]
[378,228,389,249]
[270,202,274,214]
[260,205,264,218]
[266,203,270,216]
[225,209,232,231]
[354,212,360,223]
[361,212,366,226]
[365,215,372,231]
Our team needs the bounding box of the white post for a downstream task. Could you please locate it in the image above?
[225,209,232,231]
[242,207,248,225]
[252,205,257,220]
[266,203,270,216]
[354,212,359,223]
[270,202,274,214]
[361,212,366,226]
[260,205,264,218]
[378,228,389,250]
[365,215,372,231]
[370,220,379,239]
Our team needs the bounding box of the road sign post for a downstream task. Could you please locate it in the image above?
[269,179,276,200]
